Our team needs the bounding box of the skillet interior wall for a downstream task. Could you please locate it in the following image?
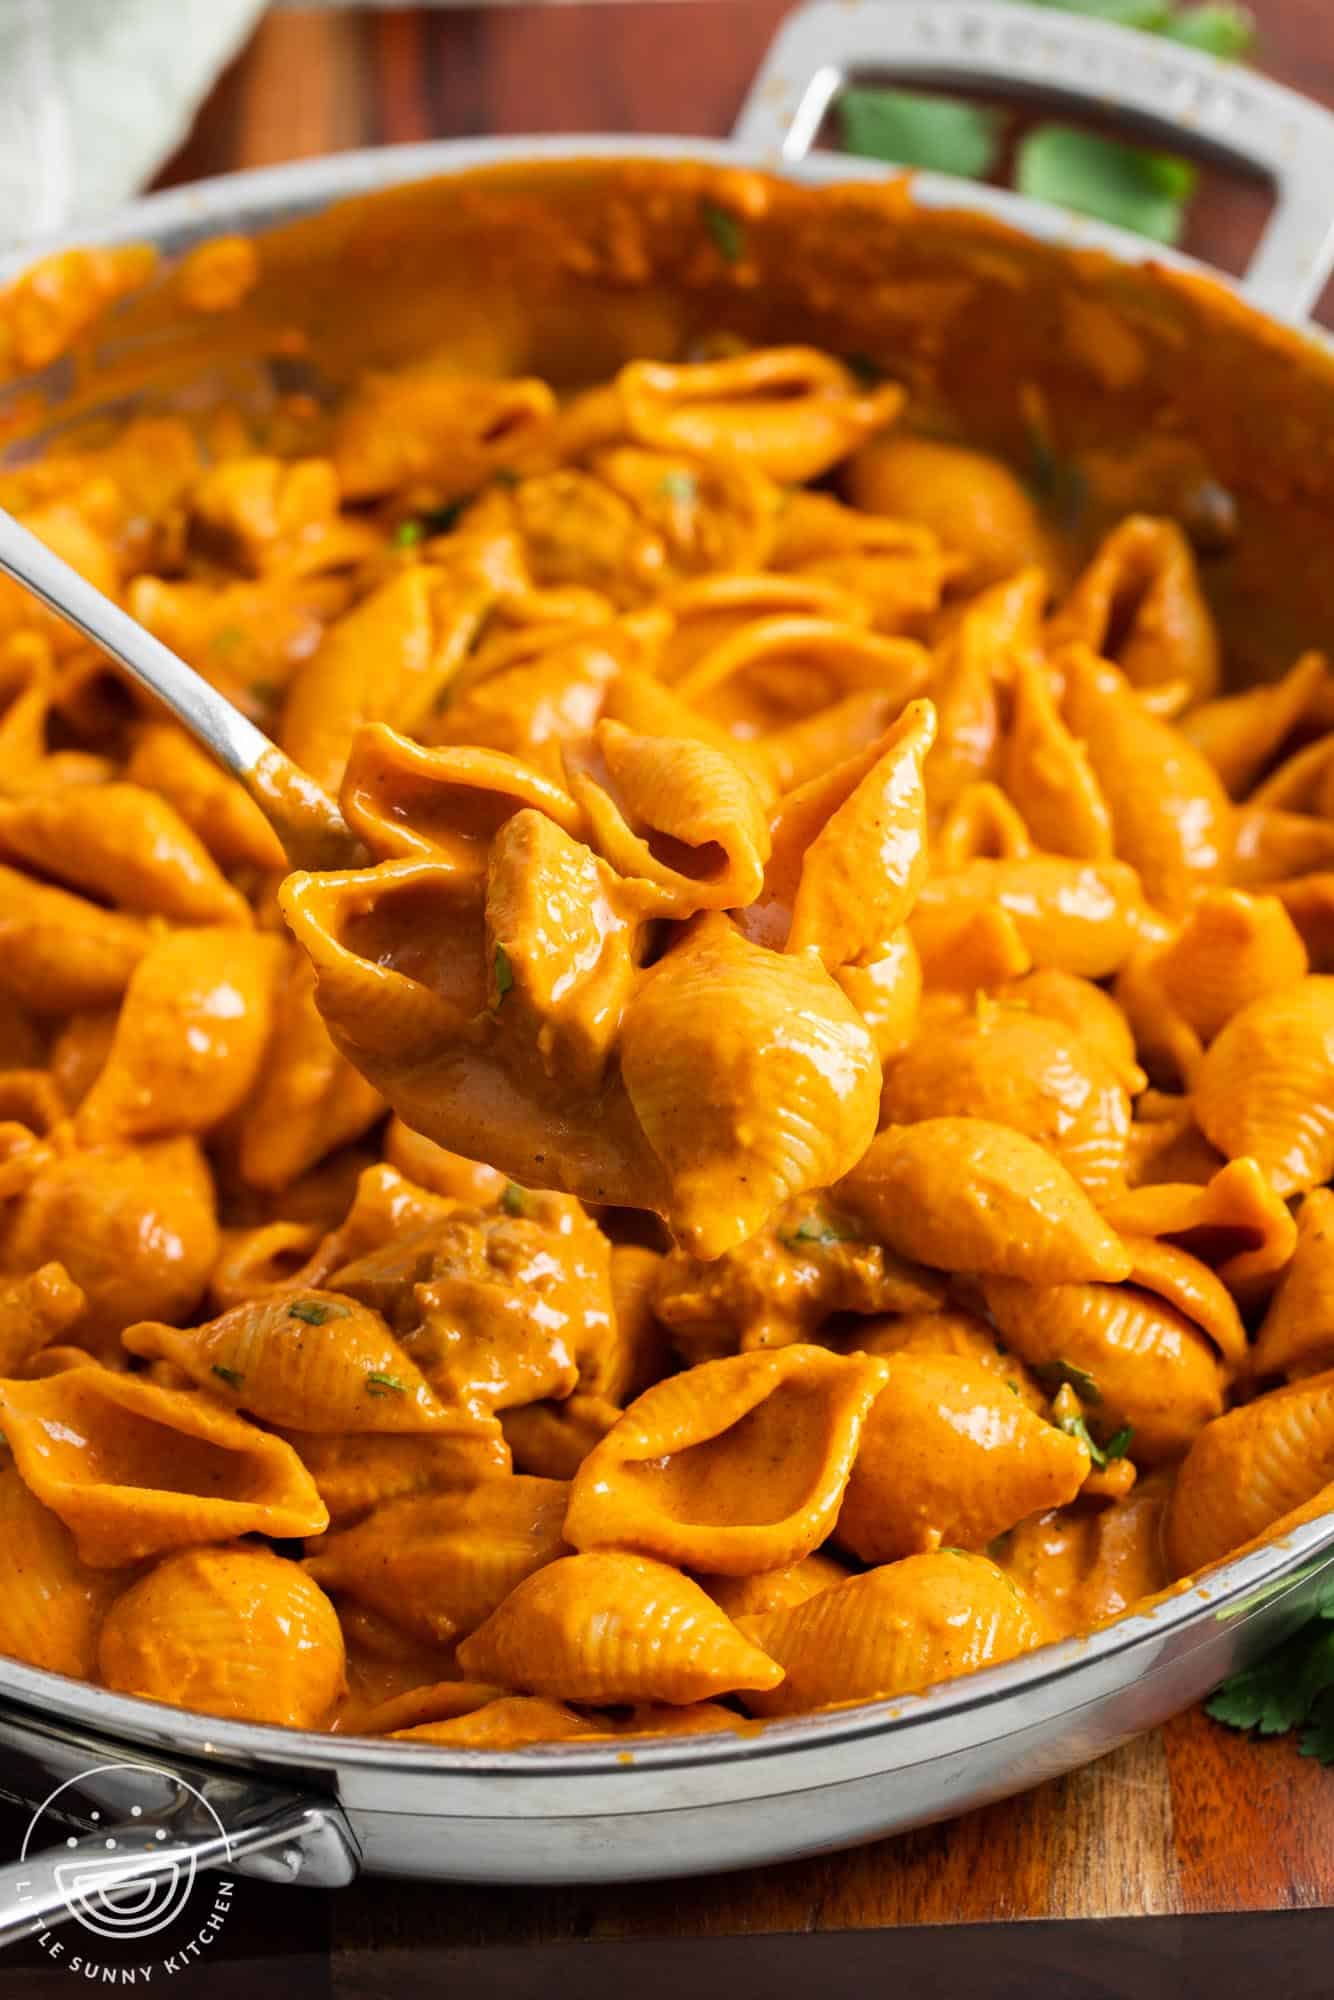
[5,156,1334,684]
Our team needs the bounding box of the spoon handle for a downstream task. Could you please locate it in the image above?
[0,506,359,870]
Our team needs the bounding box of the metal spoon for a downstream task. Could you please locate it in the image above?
[0,505,361,870]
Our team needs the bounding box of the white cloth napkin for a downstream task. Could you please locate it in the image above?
[0,0,266,250]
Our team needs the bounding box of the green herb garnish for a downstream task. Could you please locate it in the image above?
[701,201,746,264]
[211,1364,244,1390]
[1162,3,1255,56]
[840,88,1002,180]
[501,1183,528,1217]
[1208,1609,1334,1764]
[1016,127,1198,247]
[287,1299,349,1327]
[657,470,698,504]
[1034,1358,1102,1404]
[1054,1407,1133,1468]
[493,945,514,1008]
[779,1215,859,1249]
[366,1371,407,1397]
[393,518,424,548]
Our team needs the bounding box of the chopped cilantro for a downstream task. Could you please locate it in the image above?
[657,470,698,504]
[779,1214,859,1249]
[393,518,424,548]
[211,1363,244,1390]
[1034,1358,1102,1404]
[501,1183,528,1216]
[493,944,515,1008]
[1054,1406,1133,1468]
[287,1298,349,1326]
[366,1371,407,1397]
[701,201,746,264]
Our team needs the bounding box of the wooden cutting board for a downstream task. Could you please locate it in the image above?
[5,5,1334,1991]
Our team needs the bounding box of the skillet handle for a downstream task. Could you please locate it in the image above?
[0,1765,359,1951]
[733,0,1334,322]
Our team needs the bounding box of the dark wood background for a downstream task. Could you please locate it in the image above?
[11,4,1334,1992]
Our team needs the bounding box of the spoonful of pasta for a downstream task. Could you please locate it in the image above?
[0,505,361,871]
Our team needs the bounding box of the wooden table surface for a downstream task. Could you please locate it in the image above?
[23,3,1333,1991]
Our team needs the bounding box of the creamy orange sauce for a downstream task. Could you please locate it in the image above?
[0,161,1328,1747]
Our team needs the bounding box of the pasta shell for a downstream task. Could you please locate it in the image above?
[1276,872,1334,973]
[0,864,151,1014]
[341,724,585,868]
[1100,1158,1297,1300]
[0,782,250,927]
[845,437,1047,590]
[676,616,928,741]
[996,1475,1169,1639]
[382,1117,506,1207]
[565,1345,889,1575]
[1231,805,1334,887]
[1166,1370,1334,1576]
[911,903,1032,992]
[332,368,554,501]
[911,856,1145,979]
[621,913,880,1257]
[1002,655,1113,859]
[933,781,1033,869]
[235,953,385,1192]
[1046,515,1219,702]
[1124,1092,1224,1191]
[594,445,778,578]
[98,1545,346,1726]
[456,1551,783,1704]
[999,968,1145,1094]
[485,809,638,1090]
[658,570,868,684]
[700,1552,851,1620]
[1059,646,1231,913]
[567,719,769,917]
[835,927,922,1063]
[1253,1189,1334,1380]
[392,1698,601,1747]
[583,1702,753,1741]
[0,1464,119,1676]
[836,1354,1089,1564]
[786,700,935,968]
[1184,650,1329,797]
[879,1001,1134,1199]
[123,1288,449,1434]
[736,1552,1045,1716]
[838,1119,1132,1284]
[619,348,903,485]
[0,1367,327,1565]
[2,1136,218,1347]
[77,929,285,1144]
[652,1198,943,1362]
[1194,977,1334,1196]
[838,1307,1046,1410]
[578,1243,671,1405]
[304,1477,571,1646]
[982,1274,1224,1463]
[758,690,901,797]
[346,1679,508,1738]
[510,470,666,605]
[1119,1235,1247,1371]
[283,1426,509,1527]
[502,1394,620,1481]
[126,721,286,872]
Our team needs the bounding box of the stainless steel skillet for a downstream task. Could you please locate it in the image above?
[1,0,1334,1928]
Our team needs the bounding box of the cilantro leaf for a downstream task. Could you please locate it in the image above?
[1016,127,1197,246]
[657,471,698,504]
[1207,1625,1334,1737]
[1053,1407,1132,1468]
[1033,1358,1102,1404]
[701,202,746,264]
[287,1299,349,1326]
[212,1364,244,1390]
[493,945,514,1008]
[779,1215,859,1249]
[393,519,424,548]
[1162,4,1256,57]
[839,88,1002,180]
[366,1371,407,1397]
[1299,1691,1334,1765]
[1025,0,1171,22]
